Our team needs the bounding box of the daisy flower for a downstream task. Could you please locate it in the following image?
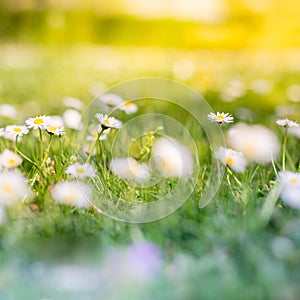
[109,158,150,182]
[25,115,52,130]
[0,170,32,206]
[5,125,29,137]
[95,113,122,129]
[98,93,124,107]
[214,147,248,173]
[119,101,138,114]
[278,171,300,209]
[65,163,96,178]
[207,112,234,125]
[51,181,92,208]
[0,149,23,169]
[151,137,194,178]
[276,119,299,128]
[46,126,65,136]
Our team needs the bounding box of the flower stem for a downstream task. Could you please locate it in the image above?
[39,128,43,161]
[86,128,105,163]
[282,127,287,171]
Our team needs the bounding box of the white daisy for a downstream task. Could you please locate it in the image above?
[98,93,124,107]
[278,171,300,209]
[151,137,194,178]
[0,149,23,169]
[109,158,150,182]
[207,112,234,124]
[5,125,29,137]
[119,101,138,114]
[214,147,248,173]
[95,113,122,129]
[276,119,299,128]
[0,104,17,119]
[65,163,96,178]
[63,109,83,130]
[0,170,32,206]
[51,181,92,208]
[63,96,84,110]
[25,115,52,130]
[46,126,65,136]
[227,123,280,164]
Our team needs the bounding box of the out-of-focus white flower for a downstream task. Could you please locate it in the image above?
[119,101,138,114]
[0,170,32,206]
[151,137,194,178]
[288,126,300,139]
[63,97,84,110]
[207,112,234,125]
[251,79,273,95]
[220,79,246,102]
[5,125,29,137]
[276,119,299,128]
[214,147,248,173]
[0,104,17,119]
[51,181,92,208]
[109,158,150,182]
[97,93,124,107]
[278,171,300,209]
[63,109,83,130]
[65,163,95,178]
[0,149,23,169]
[46,126,65,136]
[95,113,122,129]
[25,115,52,130]
[227,123,280,164]
[287,84,300,102]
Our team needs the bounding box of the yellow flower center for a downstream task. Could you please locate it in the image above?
[290,178,298,184]
[8,159,16,166]
[124,101,131,108]
[48,127,57,132]
[104,119,110,125]
[13,128,22,133]
[2,184,13,194]
[226,157,233,166]
[216,115,225,120]
[108,99,115,106]
[129,161,139,175]
[33,118,44,125]
[76,168,85,174]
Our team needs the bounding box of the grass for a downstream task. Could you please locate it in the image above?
[0,45,300,299]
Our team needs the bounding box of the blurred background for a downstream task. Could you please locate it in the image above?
[0,0,300,115]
